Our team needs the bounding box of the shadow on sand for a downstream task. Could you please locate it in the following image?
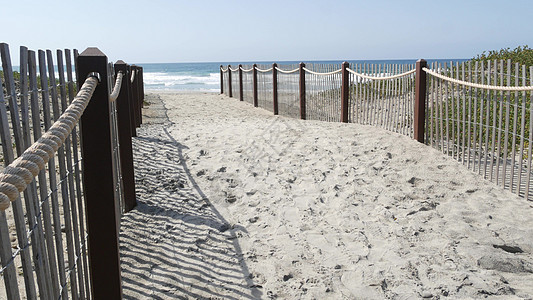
[119,124,262,299]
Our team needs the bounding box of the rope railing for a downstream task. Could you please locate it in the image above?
[346,67,416,80]
[240,67,253,72]
[302,67,342,76]
[256,67,273,73]
[423,67,533,91]
[229,66,240,72]
[109,71,124,102]
[275,67,299,74]
[0,73,100,211]
[220,66,228,72]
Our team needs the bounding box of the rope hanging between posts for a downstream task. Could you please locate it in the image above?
[240,67,253,72]
[255,67,273,73]
[0,74,100,211]
[220,67,228,72]
[423,67,533,91]
[274,67,299,74]
[109,71,124,102]
[302,67,342,76]
[346,68,416,80]
[229,66,240,72]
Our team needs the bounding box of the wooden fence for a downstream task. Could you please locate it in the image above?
[0,43,144,299]
[220,60,533,201]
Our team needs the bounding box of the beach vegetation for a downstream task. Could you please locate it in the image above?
[428,46,533,161]
[472,45,533,68]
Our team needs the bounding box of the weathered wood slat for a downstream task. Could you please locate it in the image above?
[66,48,91,298]
[38,49,62,299]
[28,50,55,300]
[1,43,38,300]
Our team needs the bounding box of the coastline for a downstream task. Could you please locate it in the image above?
[120,92,533,299]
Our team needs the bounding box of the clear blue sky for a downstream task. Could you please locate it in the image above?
[1,0,532,64]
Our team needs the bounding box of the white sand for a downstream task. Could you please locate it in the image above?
[120,92,533,299]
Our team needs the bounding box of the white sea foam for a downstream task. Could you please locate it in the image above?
[144,72,219,90]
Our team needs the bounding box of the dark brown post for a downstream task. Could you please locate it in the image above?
[127,65,137,137]
[130,65,140,128]
[341,61,349,123]
[299,62,306,120]
[273,63,278,115]
[414,59,427,143]
[220,65,224,94]
[239,64,243,101]
[136,66,144,125]
[76,47,123,299]
[253,64,258,107]
[139,67,144,109]
[228,65,233,97]
[114,60,137,212]
[135,66,142,127]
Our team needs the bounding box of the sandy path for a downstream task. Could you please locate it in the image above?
[120,92,533,299]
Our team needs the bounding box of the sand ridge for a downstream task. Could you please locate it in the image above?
[119,92,533,299]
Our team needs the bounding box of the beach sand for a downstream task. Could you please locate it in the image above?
[120,92,533,299]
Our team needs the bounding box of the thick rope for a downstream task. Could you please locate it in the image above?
[0,75,99,211]
[109,71,123,102]
[423,67,533,91]
[302,67,342,76]
[346,68,415,80]
[275,67,299,74]
[240,67,253,72]
[229,66,240,72]
[256,67,273,73]
[220,67,228,73]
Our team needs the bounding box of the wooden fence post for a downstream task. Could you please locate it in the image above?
[127,65,137,137]
[253,64,258,107]
[273,63,278,115]
[76,47,123,299]
[414,59,427,143]
[220,65,224,94]
[135,66,142,127]
[341,61,349,123]
[299,62,306,120]
[130,65,140,129]
[139,67,144,109]
[228,65,233,97]
[239,64,243,101]
[114,60,137,212]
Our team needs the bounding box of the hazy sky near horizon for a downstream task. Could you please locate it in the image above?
[1,0,532,64]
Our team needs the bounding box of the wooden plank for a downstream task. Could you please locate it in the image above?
[517,65,527,195]
[481,61,489,178]
[55,49,82,300]
[495,60,504,184]
[1,43,39,300]
[0,58,21,300]
[28,50,54,300]
[66,49,91,298]
[525,66,533,198]
[48,50,76,300]
[503,60,512,189]
[466,61,473,169]
[38,49,62,299]
[460,62,466,164]
[489,60,498,182]
[18,46,42,300]
[472,61,480,172]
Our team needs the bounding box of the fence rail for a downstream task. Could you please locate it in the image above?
[221,59,533,201]
[0,43,144,299]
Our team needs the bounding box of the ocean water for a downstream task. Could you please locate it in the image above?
[135,59,469,92]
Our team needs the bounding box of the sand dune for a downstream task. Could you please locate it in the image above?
[120,92,533,299]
